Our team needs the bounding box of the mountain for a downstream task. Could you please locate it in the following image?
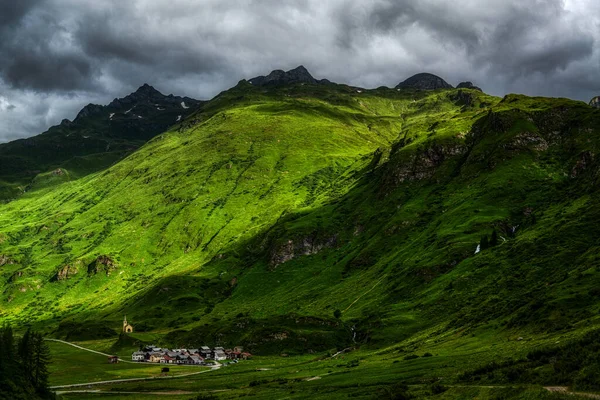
[396,72,454,90]
[590,96,600,108]
[248,65,330,86]
[2,67,600,397]
[0,84,202,200]
[457,81,483,91]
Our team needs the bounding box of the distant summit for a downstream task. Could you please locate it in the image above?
[590,96,600,108]
[457,81,483,92]
[108,83,198,110]
[396,73,453,90]
[249,66,328,86]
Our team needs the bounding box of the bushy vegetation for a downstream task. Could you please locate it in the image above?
[460,329,600,391]
[0,325,53,400]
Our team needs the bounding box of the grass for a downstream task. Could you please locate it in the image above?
[48,340,209,386]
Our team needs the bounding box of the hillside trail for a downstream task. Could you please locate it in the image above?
[45,338,136,363]
[545,386,600,399]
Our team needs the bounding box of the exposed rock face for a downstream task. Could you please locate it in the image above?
[87,255,117,276]
[571,151,594,178]
[54,263,79,281]
[269,234,338,267]
[249,66,324,86]
[589,96,600,108]
[396,73,453,90]
[0,254,15,266]
[457,81,483,92]
[451,90,475,107]
[384,142,467,187]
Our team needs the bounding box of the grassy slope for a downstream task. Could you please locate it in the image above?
[2,81,600,397]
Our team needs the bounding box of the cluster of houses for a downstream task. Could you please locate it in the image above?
[131,345,252,365]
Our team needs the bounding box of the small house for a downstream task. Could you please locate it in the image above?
[213,350,227,361]
[149,353,164,363]
[190,355,204,365]
[200,346,212,359]
[176,355,189,364]
[162,355,176,364]
[241,352,252,360]
[131,351,145,362]
[108,355,119,364]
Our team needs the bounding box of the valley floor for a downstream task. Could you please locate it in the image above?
[48,334,599,400]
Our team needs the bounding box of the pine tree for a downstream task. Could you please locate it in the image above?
[18,328,34,385]
[480,235,489,250]
[32,333,50,395]
[490,230,498,247]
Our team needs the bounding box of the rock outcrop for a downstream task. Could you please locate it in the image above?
[54,263,80,281]
[589,96,600,108]
[87,255,118,276]
[396,73,453,90]
[457,81,483,92]
[0,254,15,266]
[249,66,326,86]
[269,234,338,267]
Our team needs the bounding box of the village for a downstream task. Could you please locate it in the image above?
[130,345,252,365]
[118,317,252,366]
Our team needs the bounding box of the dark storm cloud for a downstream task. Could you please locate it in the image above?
[0,0,599,142]
[0,0,42,26]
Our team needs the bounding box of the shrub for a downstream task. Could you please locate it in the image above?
[430,382,447,395]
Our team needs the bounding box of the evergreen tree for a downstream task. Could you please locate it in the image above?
[32,333,51,395]
[18,328,34,385]
[480,235,489,250]
[490,230,498,247]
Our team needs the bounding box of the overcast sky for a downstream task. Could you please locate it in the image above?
[1,0,599,142]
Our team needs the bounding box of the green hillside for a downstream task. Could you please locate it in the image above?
[0,84,201,201]
[2,71,600,397]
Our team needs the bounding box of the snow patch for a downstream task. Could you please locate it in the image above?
[125,107,134,114]
[137,115,143,119]
[181,101,189,109]
[356,90,363,93]
[176,115,182,122]
[109,113,115,120]
[156,107,165,111]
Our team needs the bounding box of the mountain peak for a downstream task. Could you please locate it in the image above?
[248,65,319,86]
[134,83,161,96]
[396,73,453,90]
[457,81,483,92]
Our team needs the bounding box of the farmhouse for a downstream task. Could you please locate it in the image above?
[131,351,145,361]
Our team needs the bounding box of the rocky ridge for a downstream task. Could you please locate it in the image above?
[395,73,454,90]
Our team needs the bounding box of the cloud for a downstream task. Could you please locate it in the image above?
[0,0,599,142]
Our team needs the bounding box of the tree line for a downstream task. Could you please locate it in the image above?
[0,324,54,400]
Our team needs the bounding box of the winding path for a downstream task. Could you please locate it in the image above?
[45,338,136,363]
